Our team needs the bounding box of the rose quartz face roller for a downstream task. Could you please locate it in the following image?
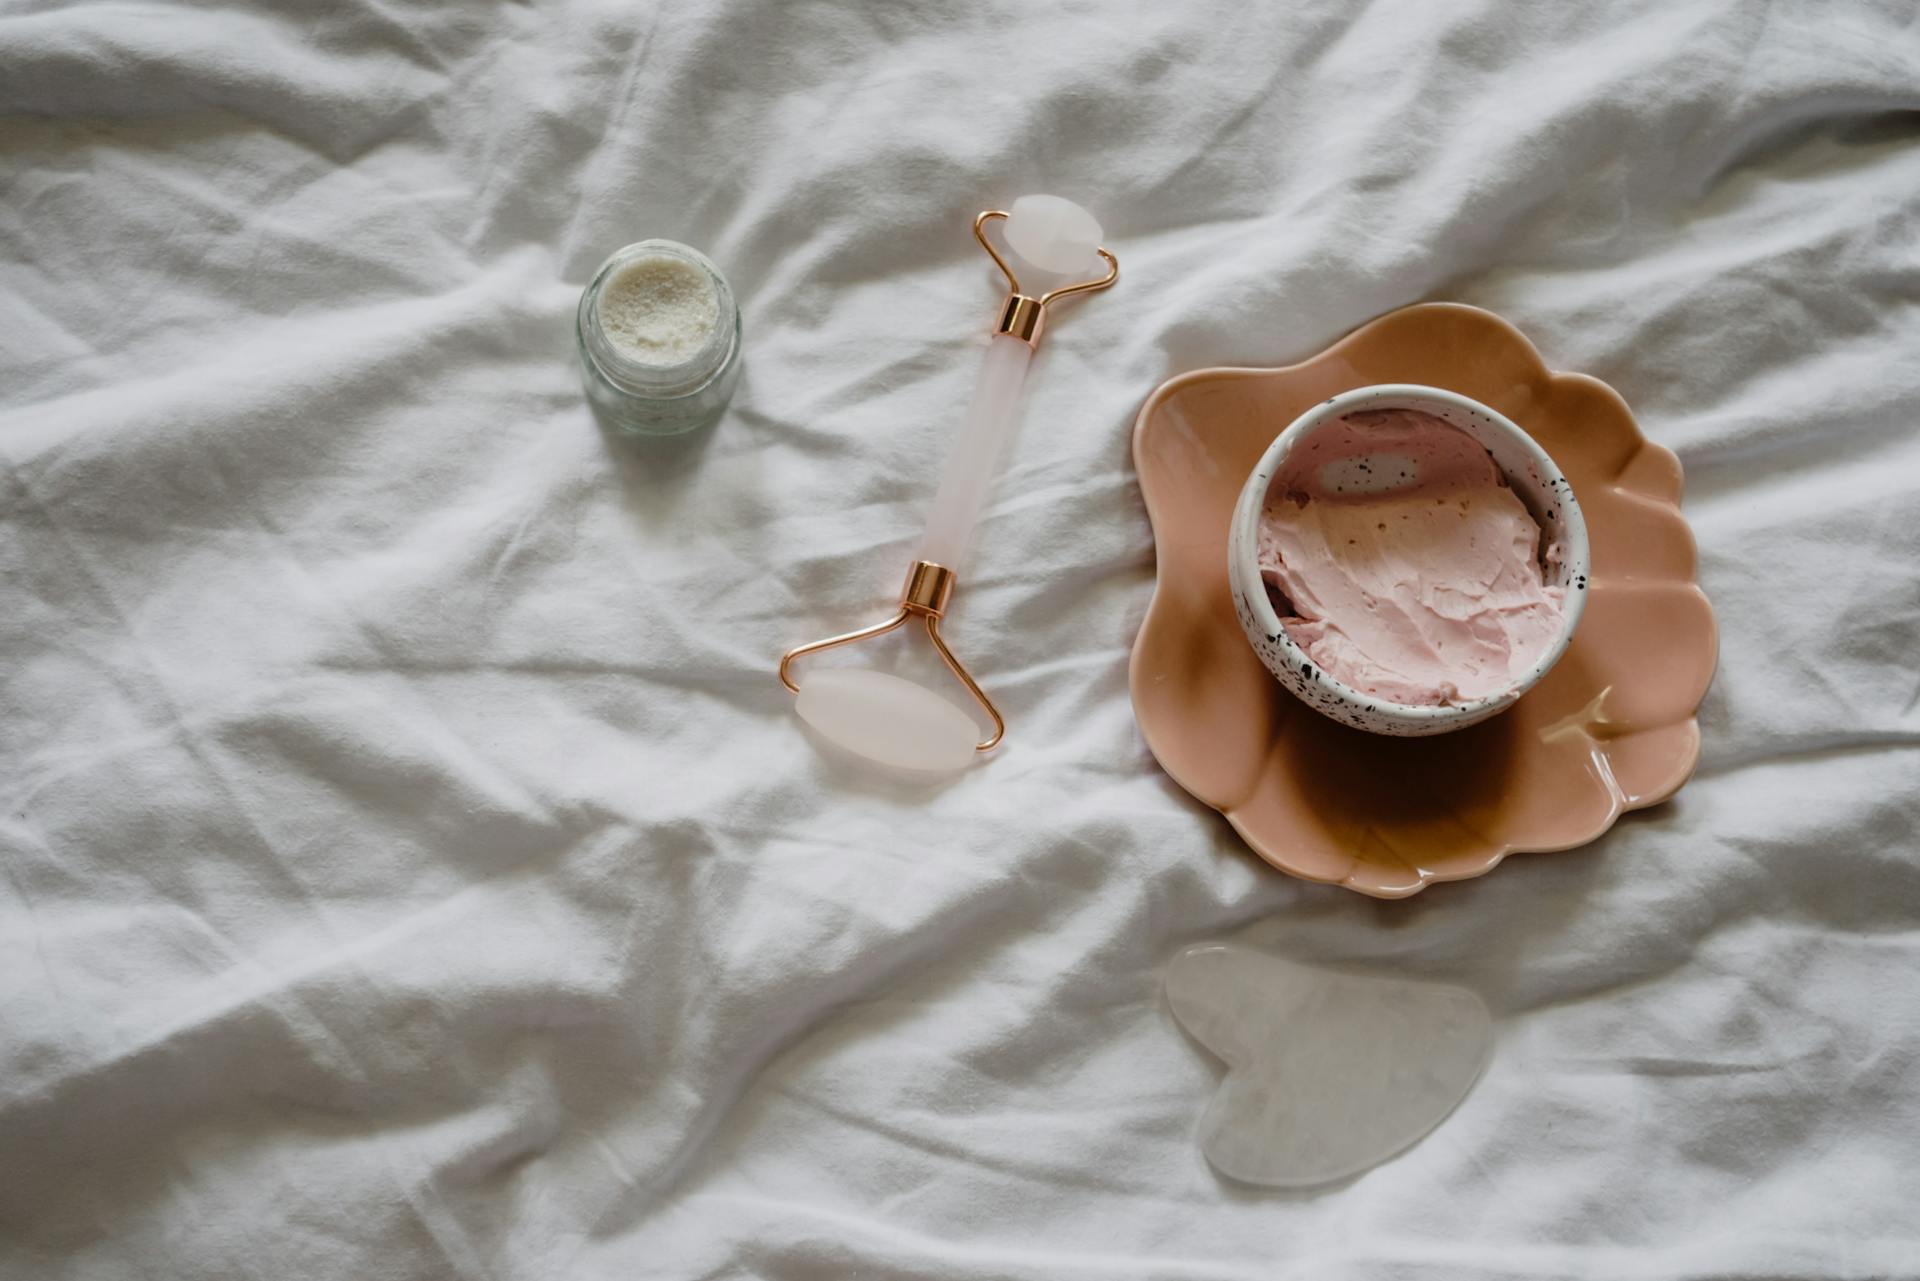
[778,195,1118,773]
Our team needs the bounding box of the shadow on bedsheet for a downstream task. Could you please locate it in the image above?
[591,406,735,554]
[1212,801,1699,1025]
[593,410,722,484]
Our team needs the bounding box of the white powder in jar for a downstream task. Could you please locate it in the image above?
[597,254,719,366]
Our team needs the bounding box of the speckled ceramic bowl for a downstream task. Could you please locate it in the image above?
[1227,384,1591,737]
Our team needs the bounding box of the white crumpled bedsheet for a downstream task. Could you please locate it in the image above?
[4,2,1919,1276]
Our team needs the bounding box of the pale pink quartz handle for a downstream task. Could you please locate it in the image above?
[917,334,1034,569]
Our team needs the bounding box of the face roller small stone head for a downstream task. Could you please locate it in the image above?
[778,195,1118,773]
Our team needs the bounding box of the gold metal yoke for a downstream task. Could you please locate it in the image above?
[973,210,1120,347]
[777,560,1004,752]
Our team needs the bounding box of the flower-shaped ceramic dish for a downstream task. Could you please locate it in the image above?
[1130,303,1717,897]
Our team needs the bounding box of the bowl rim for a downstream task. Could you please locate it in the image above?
[1227,381,1593,728]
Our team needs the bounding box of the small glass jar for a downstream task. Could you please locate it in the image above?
[575,239,742,436]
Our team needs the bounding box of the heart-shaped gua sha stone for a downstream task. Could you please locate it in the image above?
[1165,944,1491,1187]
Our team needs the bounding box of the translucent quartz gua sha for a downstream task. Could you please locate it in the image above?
[779,195,1118,774]
[1165,944,1492,1187]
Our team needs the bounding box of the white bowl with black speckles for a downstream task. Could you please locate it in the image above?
[1227,383,1591,737]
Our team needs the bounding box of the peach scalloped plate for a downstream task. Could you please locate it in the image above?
[1130,303,1717,898]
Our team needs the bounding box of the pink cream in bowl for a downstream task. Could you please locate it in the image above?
[1257,408,1566,706]
[1227,384,1590,737]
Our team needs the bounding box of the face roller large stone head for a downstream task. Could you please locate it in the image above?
[778,196,1118,774]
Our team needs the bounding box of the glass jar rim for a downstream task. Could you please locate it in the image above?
[577,239,739,400]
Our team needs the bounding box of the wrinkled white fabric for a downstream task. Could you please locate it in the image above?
[3,2,1919,1277]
